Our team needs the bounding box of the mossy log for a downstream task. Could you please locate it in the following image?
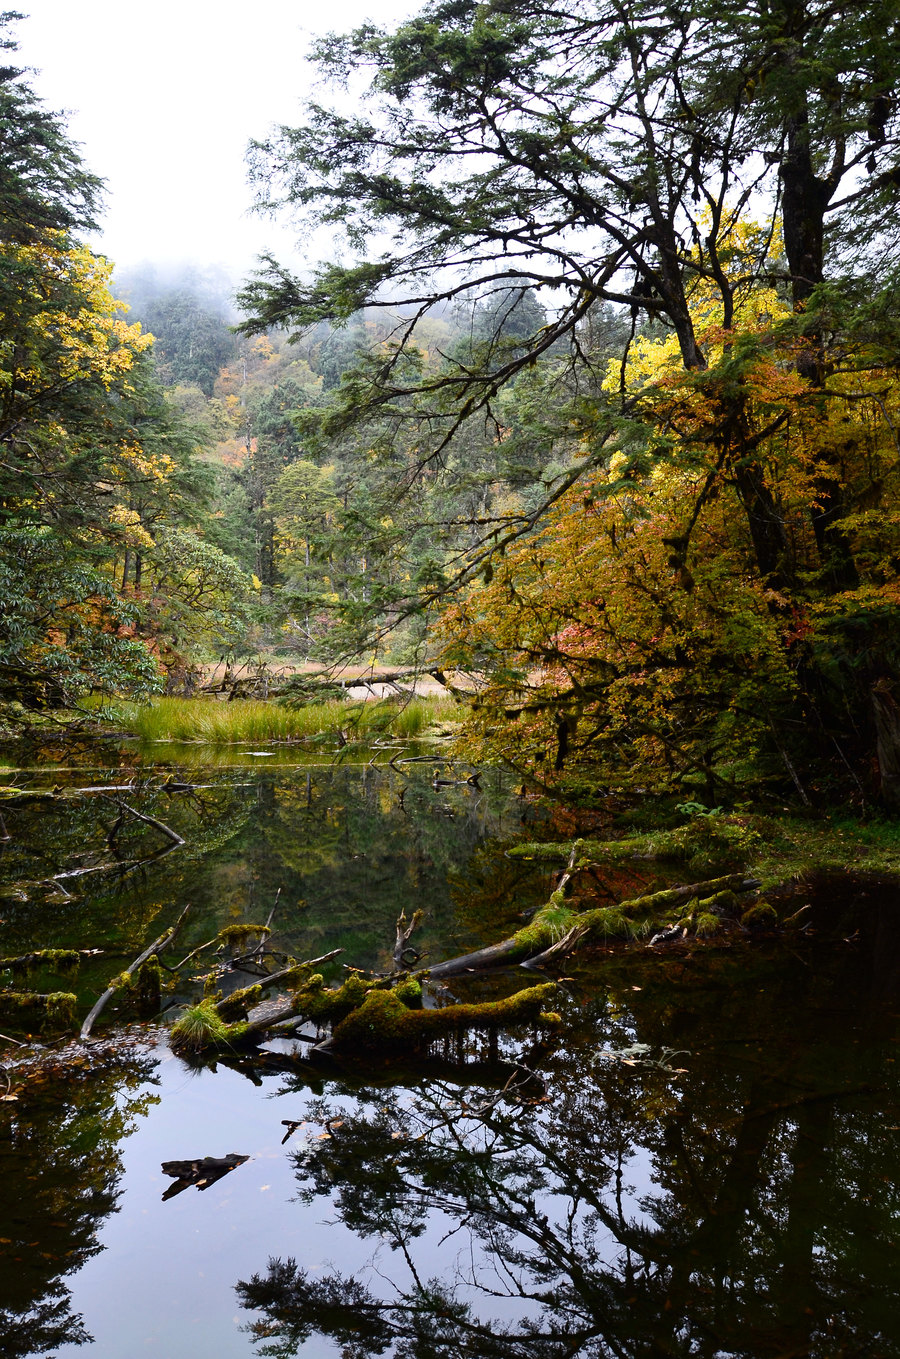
[424,873,757,979]
[0,990,78,1026]
[0,949,87,977]
[173,971,557,1059]
[509,836,669,864]
[323,982,559,1056]
[508,821,760,872]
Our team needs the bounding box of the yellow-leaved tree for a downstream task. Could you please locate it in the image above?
[439,220,900,802]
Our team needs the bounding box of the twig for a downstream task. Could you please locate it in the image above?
[80,905,190,1041]
[101,796,185,846]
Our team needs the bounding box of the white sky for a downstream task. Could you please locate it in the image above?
[21,0,412,278]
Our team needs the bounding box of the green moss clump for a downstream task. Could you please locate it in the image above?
[108,970,135,993]
[328,982,558,1055]
[217,983,264,1022]
[216,924,271,950]
[694,912,720,937]
[393,975,423,1008]
[741,900,779,929]
[295,972,371,1024]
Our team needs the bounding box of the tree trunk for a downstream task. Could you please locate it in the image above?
[872,680,900,806]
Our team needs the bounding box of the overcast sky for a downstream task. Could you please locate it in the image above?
[21,1,412,279]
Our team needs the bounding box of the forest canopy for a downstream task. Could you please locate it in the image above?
[231,0,900,805]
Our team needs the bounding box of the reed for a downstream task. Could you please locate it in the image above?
[103,694,461,745]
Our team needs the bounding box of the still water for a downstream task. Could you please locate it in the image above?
[1,747,900,1358]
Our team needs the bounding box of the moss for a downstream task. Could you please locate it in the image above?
[107,970,135,993]
[217,983,264,1022]
[0,989,77,1029]
[0,949,81,980]
[694,912,720,937]
[616,874,749,918]
[134,956,162,1017]
[741,900,779,929]
[508,817,761,874]
[392,975,423,1008]
[216,924,271,950]
[328,982,559,1055]
[507,891,576,957]
[295,972,371,1024]
[697,889,740,915]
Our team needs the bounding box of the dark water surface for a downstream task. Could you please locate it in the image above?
[2,747,900,1358]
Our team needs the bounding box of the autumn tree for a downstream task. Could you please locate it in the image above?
[239,0,900,801]
[0,18,257,702]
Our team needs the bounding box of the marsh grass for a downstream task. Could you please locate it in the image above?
[101,694,462,745]
[170,999,242,1052]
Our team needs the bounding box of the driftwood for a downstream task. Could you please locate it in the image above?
[394,909,424,968]
[162,837,762,1063]
[161,1153,248,1200]
[80,905,190,1041]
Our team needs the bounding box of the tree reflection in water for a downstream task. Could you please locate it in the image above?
[238,926,900,1359]
[0,1049,159,1357]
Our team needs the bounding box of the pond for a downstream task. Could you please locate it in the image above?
[2,745,900,1358]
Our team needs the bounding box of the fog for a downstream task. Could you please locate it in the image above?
[21,0,413,275]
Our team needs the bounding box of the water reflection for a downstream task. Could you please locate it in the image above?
[0,759,530,1015]
[3,745,900,1358]
[238,902,900,1359]
[0,1049,158,1356]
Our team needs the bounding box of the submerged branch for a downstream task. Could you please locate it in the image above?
[80,905,191,1041]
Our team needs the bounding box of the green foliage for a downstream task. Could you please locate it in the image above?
[0,15,101,245]
[230,0,900,804]
[0,527,162,703]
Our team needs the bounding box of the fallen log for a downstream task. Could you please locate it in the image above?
[213,950,344,1023]
[424,870,758,979]
[319,982,559,1056]
[163,851,759,1062]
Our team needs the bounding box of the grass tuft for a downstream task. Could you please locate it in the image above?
[170,999,239,1052]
